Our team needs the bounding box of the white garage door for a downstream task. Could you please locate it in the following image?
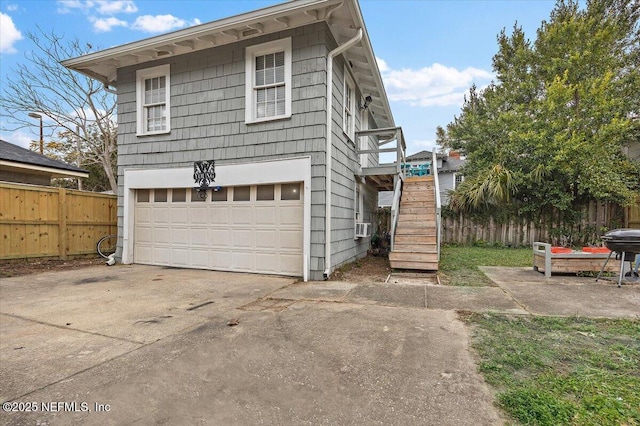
[134,183,303,276]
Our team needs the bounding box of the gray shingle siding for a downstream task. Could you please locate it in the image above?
[115,21,379,279]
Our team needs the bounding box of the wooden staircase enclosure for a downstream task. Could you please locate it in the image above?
[389,176,439,271]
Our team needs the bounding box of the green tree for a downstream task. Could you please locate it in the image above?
[438,0,640,222]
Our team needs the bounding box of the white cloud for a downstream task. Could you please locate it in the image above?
[2,130,34,149]
[95,0,137,14]
[56,0,90,14]
[131,14,194,33]
[6,4,19,11]
[0,12,22,54]
[91,16,128,32]
[377,58,493,108]
[376,57,389,73]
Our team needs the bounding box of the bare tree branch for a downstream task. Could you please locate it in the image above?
[0,28,117,192]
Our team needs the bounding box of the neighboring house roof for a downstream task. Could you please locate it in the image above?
[0,139,89,178]
[405,149,466,172]
[406,150,444,162]
[440,157,465,173]
[62,0,394,129]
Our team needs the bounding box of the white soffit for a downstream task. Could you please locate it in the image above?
[62,0,394,128]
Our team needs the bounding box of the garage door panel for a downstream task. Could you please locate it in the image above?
[255,253,278,273]
[171,228,190,245]
[209,206,229,223]
[190,206,210,225]
[280,253,302,275]
[191,250,210,268]
[171,207,188,224]
[171,248,190,266]
[135,246,152,263]
[190,227,211,246]
[255,230,277,249]
[280,230,303,251]
[280,206,303,226]
[135,226,153,244]
[209,229,230,247]
[154,208,170,223]
[255,206,276,225]
[211,250,231,269]
[153,247,173,264]
[232,252,253,271]
[232,230,253,248]
[231,207,252,225]
[136,207,151,224]
[154,227,171,244]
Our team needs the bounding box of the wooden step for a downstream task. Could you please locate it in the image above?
[397,213,435,221]
[395,227,437,236]
[400,200,436,208]
[393,244,437,253]
[402,193,434,201]
[389,251,438,263]
[405,176,434,183]
[400,208,436,216]
[390,260,439,271]
[394,234,437,244]
[397,221,437,229]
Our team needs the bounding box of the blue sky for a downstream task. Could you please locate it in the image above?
[0,0,556,155]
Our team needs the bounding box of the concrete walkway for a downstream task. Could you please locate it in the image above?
[269,267,639,319]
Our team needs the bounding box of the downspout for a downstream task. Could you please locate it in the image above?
[324,28,363,279]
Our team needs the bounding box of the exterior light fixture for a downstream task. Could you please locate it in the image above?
[28,112,44,154]
[359,95,372,110]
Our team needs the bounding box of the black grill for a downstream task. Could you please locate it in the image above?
[597,228,640,287]
[601,228,640,254]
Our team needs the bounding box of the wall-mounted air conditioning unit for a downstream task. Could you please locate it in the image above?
[355,222,371,239]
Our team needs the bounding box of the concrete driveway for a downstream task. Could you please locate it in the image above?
[0,265,500,426]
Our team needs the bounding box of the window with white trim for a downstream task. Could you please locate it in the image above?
[343,68,355,140]
[136,64,170,136]
[454,173,464,188]
[245,38,292,123]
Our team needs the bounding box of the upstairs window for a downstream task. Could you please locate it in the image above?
[245,38,292,124]
[343,68,355,140]
[137,64,170,136]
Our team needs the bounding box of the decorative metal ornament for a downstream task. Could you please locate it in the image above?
[193,160,216,200]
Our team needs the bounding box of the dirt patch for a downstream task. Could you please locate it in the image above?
[330,254,391,283]
[0,257,105,278]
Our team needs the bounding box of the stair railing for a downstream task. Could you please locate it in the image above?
[432,150,442,260]
[390,177,403,252]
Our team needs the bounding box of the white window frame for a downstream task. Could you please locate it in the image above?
[136,64,171,136]
[245,38,292,124]
[454,173,464,188]
[343,67,356,141]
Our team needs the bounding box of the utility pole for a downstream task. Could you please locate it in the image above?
[76,125,83,191]
[28,112,44,154]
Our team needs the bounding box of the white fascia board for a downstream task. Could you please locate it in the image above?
[344,0,395,128]
[0,160,89,179]
[62,0,338,72]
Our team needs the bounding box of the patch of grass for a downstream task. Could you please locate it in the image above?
[439,245,531,286]
[466,313,640,425]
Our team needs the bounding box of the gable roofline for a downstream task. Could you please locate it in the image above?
[61,0,394,128]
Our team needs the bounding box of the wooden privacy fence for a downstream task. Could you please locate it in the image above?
[0,182,117,260]
[442,201,627,246]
